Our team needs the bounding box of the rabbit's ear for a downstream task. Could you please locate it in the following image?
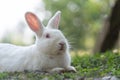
[47,11,61,29]
[25,12,43,36]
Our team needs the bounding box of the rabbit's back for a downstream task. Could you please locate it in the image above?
[0,43,26,57]
[0,43,18,54]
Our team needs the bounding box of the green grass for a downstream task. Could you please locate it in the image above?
[72,51,120,77]
[0,51,120,80]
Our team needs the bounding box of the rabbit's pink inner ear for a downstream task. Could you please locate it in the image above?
[25,12,40,32]
[54,16,60,28]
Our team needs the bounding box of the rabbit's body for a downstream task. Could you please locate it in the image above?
[0,11,76,73]
[0,44,70,72]
[0,44,35,72]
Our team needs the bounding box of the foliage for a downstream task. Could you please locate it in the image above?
[43,0,112,50]
[72,51,120,77]
[0,51,120,79]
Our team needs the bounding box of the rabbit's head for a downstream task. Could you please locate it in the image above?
[25,11,69,55]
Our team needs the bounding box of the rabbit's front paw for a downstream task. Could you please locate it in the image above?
[49,67,65,73]
[66,66,76,72]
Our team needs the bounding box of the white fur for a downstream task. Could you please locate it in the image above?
[0,11,76,73]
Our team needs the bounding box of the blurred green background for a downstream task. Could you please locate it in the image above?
[0,0,114,51]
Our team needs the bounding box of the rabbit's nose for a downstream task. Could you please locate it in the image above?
[59,42,65,46]
[59,42,65,50]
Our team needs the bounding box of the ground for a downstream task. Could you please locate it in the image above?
[0,51,120,80]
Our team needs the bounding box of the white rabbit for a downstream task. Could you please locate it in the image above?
[0,11,76,73]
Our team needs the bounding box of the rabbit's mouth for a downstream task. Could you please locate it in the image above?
[59,46,64,51]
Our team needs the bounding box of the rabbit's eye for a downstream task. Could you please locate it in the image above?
[46,33,50,38]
